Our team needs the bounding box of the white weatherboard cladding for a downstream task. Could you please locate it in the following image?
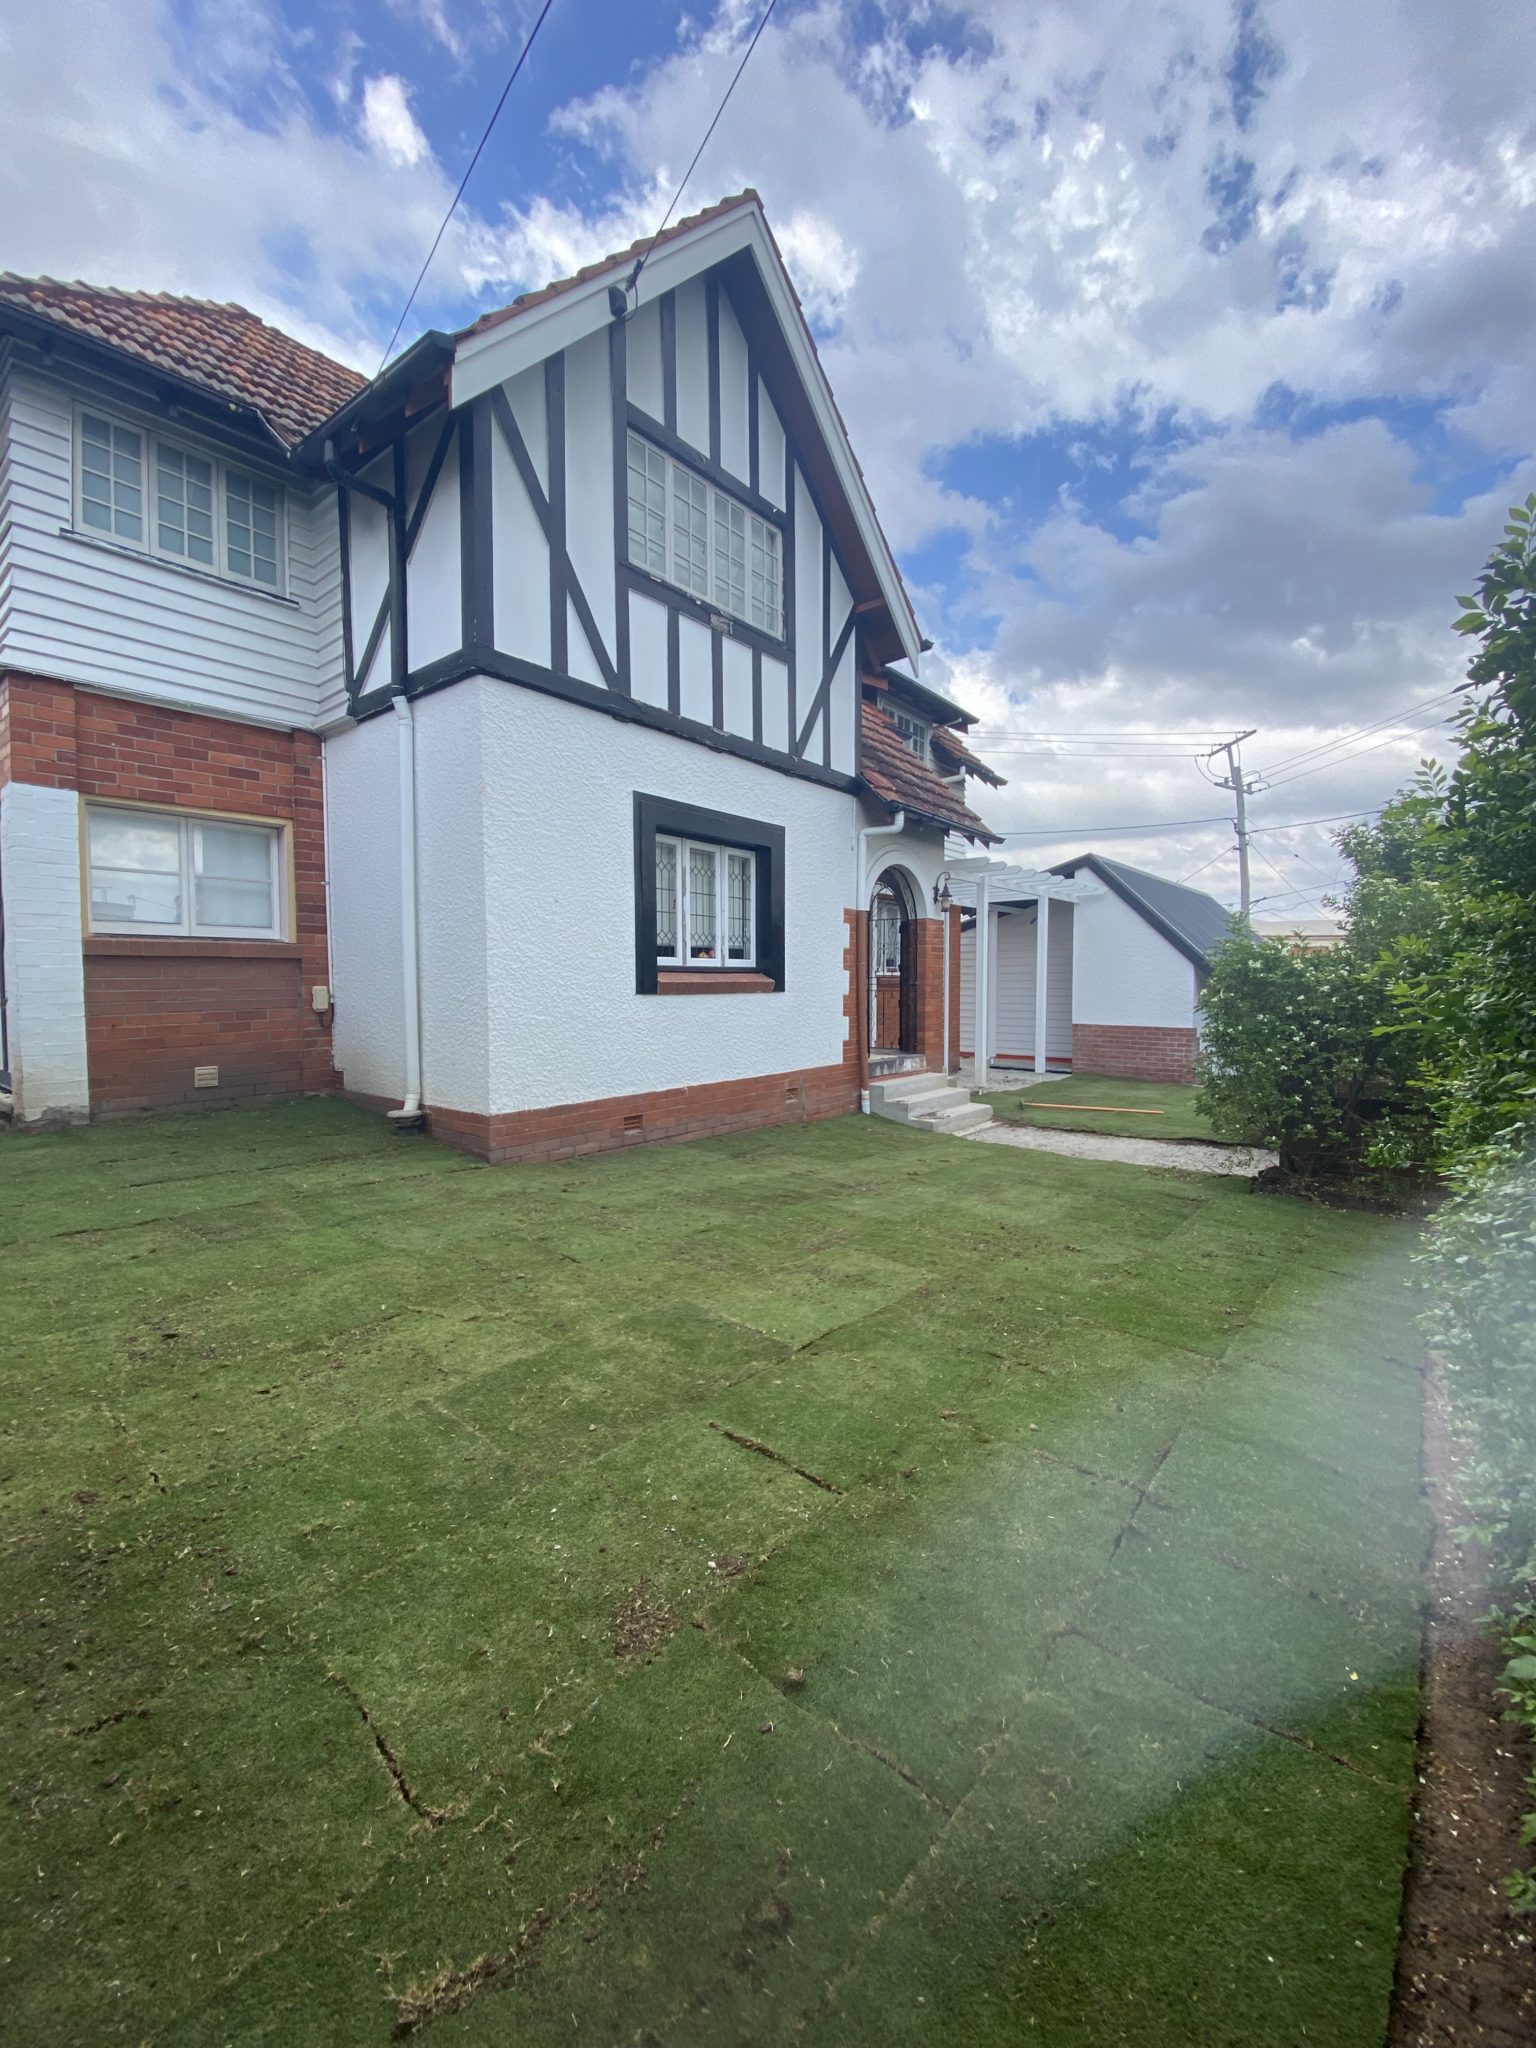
[405,428,461,672]
[673,278,710,455]
[0,782,90,1122]
[958,906,1074,1060]
[561,330,617,674]
[757,382,786,509]
[0,363,342,728]
[1072,887,1199,1029]
[626,298,664,418]
[324,716,406,1101]
[475,679,855,1115]
[717,292,751,481]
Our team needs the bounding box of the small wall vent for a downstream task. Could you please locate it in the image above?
[621,1112,644,1135]
[193,1065,219,1089]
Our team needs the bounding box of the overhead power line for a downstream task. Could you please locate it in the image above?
[992,802,1386,844]
[1263,712,1460,791]
[377,0,559,374]
[1256,685,1464,780]
[623,0,782,299]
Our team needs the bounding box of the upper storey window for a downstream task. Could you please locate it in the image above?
[887,708,930,758]
[76,410,285,593]
[626,433,782,639]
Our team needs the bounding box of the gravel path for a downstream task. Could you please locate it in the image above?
[964,1120,1277,1176]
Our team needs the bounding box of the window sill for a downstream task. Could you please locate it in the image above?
[84,935,300,960]
[655,970,776,996]
[58,526,299,607]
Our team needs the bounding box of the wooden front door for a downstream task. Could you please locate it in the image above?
[870,881,916,1053]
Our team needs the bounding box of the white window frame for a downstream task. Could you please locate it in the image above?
[73,406,288,594]
[887,709,930,758]
[85,803,287,941]
[626,433,782,639]
[654,834,757,969]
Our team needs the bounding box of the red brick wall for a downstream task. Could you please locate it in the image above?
[425,1063,860,1165]
[1072,1022,1198,1084]
[0,673,334,1116]
[914,918,945,1070]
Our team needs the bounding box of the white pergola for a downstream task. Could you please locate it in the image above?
[946,857,1105,1075]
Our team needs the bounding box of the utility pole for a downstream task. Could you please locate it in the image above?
[1205,730,1259,919]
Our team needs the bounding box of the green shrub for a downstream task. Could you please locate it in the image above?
[1195,929,1407,1177]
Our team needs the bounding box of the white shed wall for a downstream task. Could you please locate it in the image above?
[1071,888,1199,1029]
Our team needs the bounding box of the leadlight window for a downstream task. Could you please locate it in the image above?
[654,834,756,968]
[75,409,285,590]
[627,432,782,637]
[86,805,284,939]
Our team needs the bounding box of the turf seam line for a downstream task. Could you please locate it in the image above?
[329,1673,465,1828]
[1064,1628,1403,1789]
[708,1422,845,1495]
[827,1721,956,1813]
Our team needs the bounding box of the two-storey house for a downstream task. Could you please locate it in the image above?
[0,192,1000,1161]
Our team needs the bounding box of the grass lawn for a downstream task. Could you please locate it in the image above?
[981,1072,1219,1142]
[0,1101,1425,2046]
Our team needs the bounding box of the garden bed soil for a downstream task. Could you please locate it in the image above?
[1388,1364,1536,2046]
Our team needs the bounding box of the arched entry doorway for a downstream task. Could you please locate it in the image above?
[869,867,920,1064]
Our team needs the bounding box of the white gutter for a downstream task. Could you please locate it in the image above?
[853,810,907,1113]
[389,694,423,1123]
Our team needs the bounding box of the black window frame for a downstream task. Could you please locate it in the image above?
[633,793,786,994]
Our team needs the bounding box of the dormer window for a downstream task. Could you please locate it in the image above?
[626,433,782,638]
[75,409,285,593]
[887,708,929,758]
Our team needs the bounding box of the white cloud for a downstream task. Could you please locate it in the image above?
[360,74,430,170]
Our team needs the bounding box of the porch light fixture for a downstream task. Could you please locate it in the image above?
[932,871,954,912]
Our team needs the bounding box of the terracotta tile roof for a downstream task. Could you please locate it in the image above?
[860,702,997,841]
[460,192,762,339]
[0,275,366,450]
[932,724,1006,788]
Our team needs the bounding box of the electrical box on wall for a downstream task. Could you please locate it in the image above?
[311,985,331,1012]
[193,1065,219,1089]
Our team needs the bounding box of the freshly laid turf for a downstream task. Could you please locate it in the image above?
[0,1100,1425,2046]
[980,1072,1220,1141]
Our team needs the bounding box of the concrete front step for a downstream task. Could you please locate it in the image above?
[867,1071,993,1136]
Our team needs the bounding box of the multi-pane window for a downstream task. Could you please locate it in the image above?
[654,835,756,968]
[627,433,782,637]
[81,414,145,542]
[887,709,929,758]
[226,471,280,586]
[76,411,284,590]
[87,806,283,939]
[156,444,215,565]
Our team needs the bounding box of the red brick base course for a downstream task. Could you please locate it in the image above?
[420,1061,860,1165]
[1072,1022,1199,1084]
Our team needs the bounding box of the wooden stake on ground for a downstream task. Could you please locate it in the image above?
[1026,1102,1166,1115]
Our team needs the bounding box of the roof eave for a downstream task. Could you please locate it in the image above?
[1050,854,1215,972]
[295,330,457,465]
[0,300,296,455]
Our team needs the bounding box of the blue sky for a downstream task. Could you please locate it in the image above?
[5,0,1534,913]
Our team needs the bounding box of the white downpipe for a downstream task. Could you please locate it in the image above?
[393,695,423,1118]
[1033,893,1051,1075]
[942,905,951,1075]
[853,810,906,1113]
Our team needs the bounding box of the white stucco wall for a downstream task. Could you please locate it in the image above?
[0,781,90,1122]
[475,681,857,1114]
[1072,887,1199,1029]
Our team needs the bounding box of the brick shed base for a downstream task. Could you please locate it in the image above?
[1071,1022,1198,1084]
